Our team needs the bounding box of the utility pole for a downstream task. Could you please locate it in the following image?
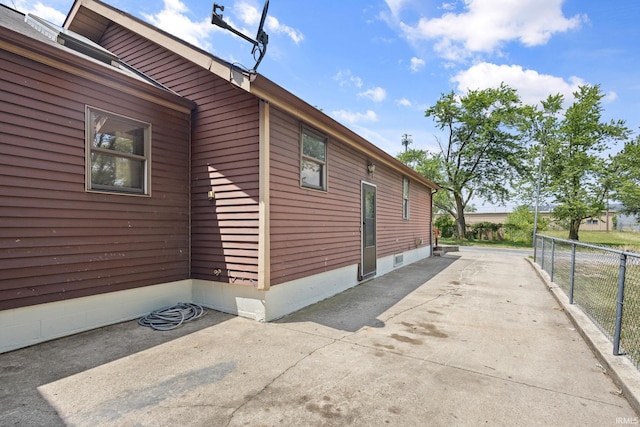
[532,140,544,260]
[401,134,412,152]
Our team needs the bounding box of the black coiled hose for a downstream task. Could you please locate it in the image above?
[138,302,206,331]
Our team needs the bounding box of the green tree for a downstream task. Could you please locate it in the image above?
[612,135,640,215]
[396,148,454,216]
[433,214,456,238]
[424,84,527,238]
[536,85,629,240]
[504,205,547,243]
[516,94,563,203]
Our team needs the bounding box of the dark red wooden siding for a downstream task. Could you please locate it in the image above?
[269,107,432,285]
[376,168,432,257]
[99,23,261,284]
[270,108,361,283]
[0,49,191,310]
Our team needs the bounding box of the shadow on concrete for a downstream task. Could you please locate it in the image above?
[1,255,458,425]
[276,255,460,332]
[0,309,232,427]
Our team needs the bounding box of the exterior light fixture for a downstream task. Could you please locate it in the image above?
[367,162,375,176]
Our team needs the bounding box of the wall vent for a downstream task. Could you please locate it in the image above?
[393,254,404,267]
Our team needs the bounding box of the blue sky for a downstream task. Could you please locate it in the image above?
[5,0,640,209]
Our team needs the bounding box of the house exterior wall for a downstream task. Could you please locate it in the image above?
[375,159,432,258]
[0,0,438,351]
[269,108,361,284]
[99,23,262,284]
[269,107,432,286]
[0,34,192,310]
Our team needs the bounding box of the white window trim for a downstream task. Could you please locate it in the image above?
[402,176,410,220]
[300,125,328,191]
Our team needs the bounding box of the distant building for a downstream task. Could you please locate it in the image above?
[462,210,616,232]
[616,213,640,233]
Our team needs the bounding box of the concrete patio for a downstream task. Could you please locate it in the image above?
[1,248,638,426]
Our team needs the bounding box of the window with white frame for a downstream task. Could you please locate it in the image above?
[300,126,327,191]
[86,107,150,195]
[402,177,410,219]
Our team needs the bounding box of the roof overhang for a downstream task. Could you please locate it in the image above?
[0,23,194,114]
[64,0,251,91]
[251,75,440,191]
[63,0,438,191]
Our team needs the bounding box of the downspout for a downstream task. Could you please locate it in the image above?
[188,111,193,282]
[258,99,270,290]
[431,187,438,255]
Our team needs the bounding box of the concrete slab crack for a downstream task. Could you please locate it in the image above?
[382,293,445,323]
[224,340,336,426]
[383,255,481,323]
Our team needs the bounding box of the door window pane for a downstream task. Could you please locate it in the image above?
[364,188,375,247]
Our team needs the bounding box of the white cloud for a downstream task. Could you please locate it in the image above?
[410,57,425,72]
[143,0,214,50]
[334,70,363,88]
[235,1,303,44]
[12,0,65,25]
[604,91,618,103]
[236,1,261,26]
[451,62,586,106]
[143,0,302,53]
[439,2,457,11]
[396,98,412,107]
[331,109,378,124]
[266,16,304,44]
[400,0,586,61]
[385,0,409,18]
[359,87,387,102]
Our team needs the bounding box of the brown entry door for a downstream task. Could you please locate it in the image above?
[361,182,376,280]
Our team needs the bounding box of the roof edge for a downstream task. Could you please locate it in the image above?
[63,0,438,190]
[0,24,195,114]
[64,0,251,91]
[252,75,439,191]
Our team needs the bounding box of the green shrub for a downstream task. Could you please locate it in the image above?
[469,222,503,240]
[504,206,548,243]
[434,215,456,238]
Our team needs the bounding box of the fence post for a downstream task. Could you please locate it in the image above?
[613,253,627,356]
[540,236,545,270]
[569,243,576,304]
[550,240,555,282]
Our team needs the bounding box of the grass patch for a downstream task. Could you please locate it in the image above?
[541,230,640,252]
[441,230,640,252]
[439,238,533,249]
[546,246,640,369]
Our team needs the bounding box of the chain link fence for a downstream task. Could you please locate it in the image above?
[535,234,640,369]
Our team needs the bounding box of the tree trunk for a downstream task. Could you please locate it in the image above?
[454,194,467,239]
[568,219,581,241]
